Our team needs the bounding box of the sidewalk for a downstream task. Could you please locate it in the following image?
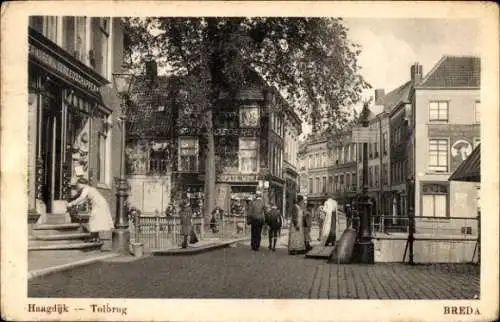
[28,250,120,280]
[151,235,251,256]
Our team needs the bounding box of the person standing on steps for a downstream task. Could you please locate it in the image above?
[246,191,265,251]
[266,202,282,251]
[67,177,114,243]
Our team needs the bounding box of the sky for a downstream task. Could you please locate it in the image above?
[301,18,481,138]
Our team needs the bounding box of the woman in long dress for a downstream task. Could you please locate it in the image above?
[67,177,114,242]
[320,198,338,246]
[288,195,306,255]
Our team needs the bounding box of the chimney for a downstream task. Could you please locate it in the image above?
[410,63,423,85]
[144,54,157,83]
[374,89,385,105]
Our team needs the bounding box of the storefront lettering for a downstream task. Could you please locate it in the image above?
[218,174,258,182]
[214,128,259,136]
[29,44,99,93]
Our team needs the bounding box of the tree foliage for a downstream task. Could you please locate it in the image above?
[123,17,370,214]
[124,17,370,129]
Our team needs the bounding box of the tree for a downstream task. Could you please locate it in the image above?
[123,17,370,217]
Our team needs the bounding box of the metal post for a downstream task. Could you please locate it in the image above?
[112,110,130,254]
[353,102,375,264]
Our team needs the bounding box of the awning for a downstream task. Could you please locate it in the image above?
[449,144,480,182]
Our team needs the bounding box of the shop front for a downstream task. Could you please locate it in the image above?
[28,27,115,222]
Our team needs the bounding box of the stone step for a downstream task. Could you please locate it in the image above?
[28,241,103,251]
[33,223,82,230]
[31,232,91,241]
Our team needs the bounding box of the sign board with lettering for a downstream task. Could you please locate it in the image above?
[218,174,259,182]
[352,128,378,143]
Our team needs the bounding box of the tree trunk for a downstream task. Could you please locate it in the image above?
[203,109,216,219]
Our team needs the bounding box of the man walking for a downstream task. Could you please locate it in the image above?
[246,191,265,251]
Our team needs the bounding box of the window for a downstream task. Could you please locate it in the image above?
[328,176,333,192]
[340,146,344,164]
[97,130,111,185]
[315,153,319,168]
[334,176,338,192]
[316,177,320,194]
[75,17,87,63]
[322,176,326,193]
[428,139,448,172]
[422,183,448,217]
[308,155,312,169]
[475,101,480,123]
[42,16,59,43]
[179,138,199,172]
[374,142,378,157]
[240,105,260,128]
[239,138,258,173]
[352,172,357,190]
[352,144,357,161]
[473,137,480,149]
[322,152,327,167]
[339,174,344,191]
[29,16,44,33]
[374,165,379,187]
[308,178,313,194]
[429,101,448,122]
[346,173,351,190]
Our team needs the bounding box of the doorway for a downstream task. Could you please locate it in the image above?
[39,95,63,213]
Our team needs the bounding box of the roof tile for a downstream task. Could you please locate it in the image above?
[420,56,480,88]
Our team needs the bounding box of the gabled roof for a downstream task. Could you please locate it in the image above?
[419,56,480,88]
[382,81,412,113]
[127,75,180,139]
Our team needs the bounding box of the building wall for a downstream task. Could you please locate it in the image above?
[414,88,480,218]
[28,17,124,217]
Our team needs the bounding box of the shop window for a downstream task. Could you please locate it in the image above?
[239,138,258,173]
[240,105,260,128]
[428,139,448,173]
[429,101,449,122]
[178,138,199,172]
[421,183,448,217]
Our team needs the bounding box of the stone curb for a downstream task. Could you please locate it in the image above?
[152,237,251,256]
[28,253,120,281]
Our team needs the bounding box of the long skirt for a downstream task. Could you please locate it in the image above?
[288,223,306,253]
[88,202,114,233]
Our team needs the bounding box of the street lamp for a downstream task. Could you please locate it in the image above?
[111,68,134,255]
[354,101,375,264]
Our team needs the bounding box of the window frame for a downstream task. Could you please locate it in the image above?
[239,137,259,173]
[239,105,261,128]
[420,181,450,218]
[428,101,449,122]
[427,138,449,173]
[178,137,199,172]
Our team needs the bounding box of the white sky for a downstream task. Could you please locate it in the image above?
[301,18,481,138]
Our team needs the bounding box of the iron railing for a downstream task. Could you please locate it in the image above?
[130,213,250,251]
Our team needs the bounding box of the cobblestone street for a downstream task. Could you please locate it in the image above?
[29,246,479,299]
